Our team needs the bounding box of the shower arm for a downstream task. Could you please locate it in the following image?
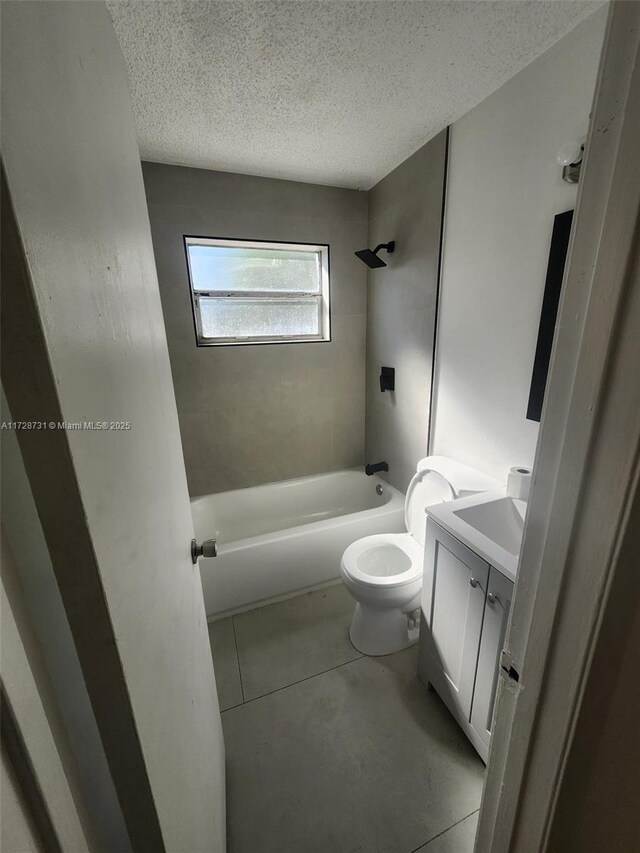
[373,242,394,255]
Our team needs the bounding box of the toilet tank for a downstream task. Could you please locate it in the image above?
[405,456,500,545]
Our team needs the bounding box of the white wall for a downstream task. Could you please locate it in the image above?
[431,7,608,483]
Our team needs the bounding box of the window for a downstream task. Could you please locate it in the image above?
[185,237,330,346]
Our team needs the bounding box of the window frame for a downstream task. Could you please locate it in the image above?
[184,236,331,347]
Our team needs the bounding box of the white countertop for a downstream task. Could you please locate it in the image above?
[425,490,525,582]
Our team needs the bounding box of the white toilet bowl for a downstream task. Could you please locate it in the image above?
[341,533,423,656]
[340,456,497,656]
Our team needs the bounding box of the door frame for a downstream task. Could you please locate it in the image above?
[1,531,93,852]
[477,2,640,849]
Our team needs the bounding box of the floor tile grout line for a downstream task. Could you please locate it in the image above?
[230,615,246,703]
[405,808,480,853]
[220,650,365,714]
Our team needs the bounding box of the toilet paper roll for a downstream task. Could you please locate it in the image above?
[507,466,532,501]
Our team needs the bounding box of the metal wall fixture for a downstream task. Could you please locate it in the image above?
[365,461,389,476]
[557,139,585,183]
[354,241,395,268]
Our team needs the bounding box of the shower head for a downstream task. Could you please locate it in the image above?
[354,241,395,269]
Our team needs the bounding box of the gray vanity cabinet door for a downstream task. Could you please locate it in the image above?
[421,520,490,721]
[470,568,514,749]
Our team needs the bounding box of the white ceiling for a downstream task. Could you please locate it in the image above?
[108,1,602,190]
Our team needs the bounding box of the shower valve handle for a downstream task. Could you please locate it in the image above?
[191,538,217,564]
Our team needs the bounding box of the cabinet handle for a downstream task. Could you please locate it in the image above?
[469,577,479,588]
[487,592,502,606]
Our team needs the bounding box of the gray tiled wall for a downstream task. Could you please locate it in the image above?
[142,163,368,495]
[365,132,447,493]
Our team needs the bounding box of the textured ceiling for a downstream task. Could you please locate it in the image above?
[108,1,603,189]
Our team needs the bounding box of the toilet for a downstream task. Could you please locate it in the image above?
[340,456,497,656]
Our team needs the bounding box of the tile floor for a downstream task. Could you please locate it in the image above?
[209,583,485,853]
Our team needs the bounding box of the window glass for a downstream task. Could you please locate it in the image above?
[185,238,330,345]
[198,297,319,339]
[187,245,320,293]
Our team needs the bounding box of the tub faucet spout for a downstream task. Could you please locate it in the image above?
[365,461,389,476]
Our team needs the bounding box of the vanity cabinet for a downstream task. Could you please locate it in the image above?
[418,519,514,762]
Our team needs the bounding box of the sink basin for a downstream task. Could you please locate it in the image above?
[425,490,527,581]
[453,497,525,556]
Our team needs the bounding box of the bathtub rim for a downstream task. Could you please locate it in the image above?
[190,466,400,505]
[191,469,406,553]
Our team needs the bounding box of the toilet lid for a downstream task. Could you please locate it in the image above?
[405,470,454,545]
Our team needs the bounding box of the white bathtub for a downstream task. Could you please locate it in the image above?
[191,469,406,617]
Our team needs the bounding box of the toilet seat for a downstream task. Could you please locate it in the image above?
[341,533,423,589]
